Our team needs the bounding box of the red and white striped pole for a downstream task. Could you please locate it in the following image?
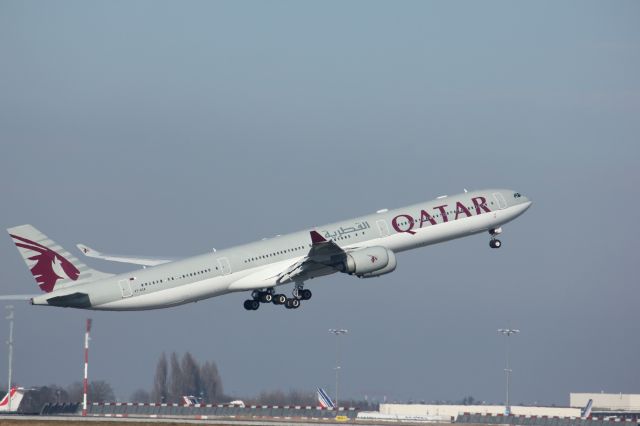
[82,318,92,417]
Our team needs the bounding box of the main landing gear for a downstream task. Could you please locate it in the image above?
[243,284,312,311]
[489,227,503,249]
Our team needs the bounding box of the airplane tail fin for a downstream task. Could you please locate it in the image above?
[7,225,113,293]
[0,387,25,412]
[317,387,335,409]
[581,399,593,419]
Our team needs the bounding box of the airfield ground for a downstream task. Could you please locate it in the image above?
[0,417,461,426]
[0,417,459,426]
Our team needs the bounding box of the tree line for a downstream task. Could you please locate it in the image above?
[11,351,379,412]
[148,351,224,404]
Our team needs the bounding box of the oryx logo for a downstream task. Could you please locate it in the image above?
[369,255,378,263]
[9,234,80,293]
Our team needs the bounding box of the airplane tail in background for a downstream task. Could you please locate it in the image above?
[7,225,112,293]
[581,399,593,419]
[317,387,335,409]
[0,387,25,412]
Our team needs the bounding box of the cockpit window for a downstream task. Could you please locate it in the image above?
[513,193,522,198]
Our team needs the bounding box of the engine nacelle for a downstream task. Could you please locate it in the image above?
[358,250,397,278]
[342,246,396,277]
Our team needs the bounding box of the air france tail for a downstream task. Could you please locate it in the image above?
[317,387,335,409]
[7,225,112,293]
[0,387,25,412]
[581,399,593,419]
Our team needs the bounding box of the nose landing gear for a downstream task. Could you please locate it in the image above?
[489,227,503,249]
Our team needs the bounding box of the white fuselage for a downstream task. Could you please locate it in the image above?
[31,189,531,310]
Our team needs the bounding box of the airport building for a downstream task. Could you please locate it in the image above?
[379,403,581,419]
[380,393,640,421]
[570,393,640,412]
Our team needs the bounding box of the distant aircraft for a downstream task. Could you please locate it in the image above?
[317,387,335,409]
[3,189,531,311]
[0,387,25,412]
[182,395,203,406]
[581,399,593,419]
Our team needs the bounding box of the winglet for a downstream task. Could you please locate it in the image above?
[310,230,327,245]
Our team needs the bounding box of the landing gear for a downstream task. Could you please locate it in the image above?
[300,289,312,300]
[489,228,503,249]
[243,299,260,310]
[292,282,311,300]
[273,294,287,305]
[285,298,301,309]
[243,284,311,311]
[251,289,273,303]
[244,289,274,310]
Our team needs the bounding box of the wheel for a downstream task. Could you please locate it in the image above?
[249,300,260,310]
[260,293,273,303]
[284,299,293,309]
[243,300,253,310]
[274,294,287,305]
[301,289,312,300]
[290,298,300,308]
[489,239,502,249]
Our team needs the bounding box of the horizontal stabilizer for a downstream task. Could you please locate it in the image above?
[76,243,174,266]
[0,295,36,301]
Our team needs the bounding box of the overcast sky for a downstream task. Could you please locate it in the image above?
[1,1,639,405]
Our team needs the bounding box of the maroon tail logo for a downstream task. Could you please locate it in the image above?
[10,234,80,292]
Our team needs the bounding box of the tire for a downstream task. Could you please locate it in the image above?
[243,300,253,310]
[285,299,292,309]
[489,240,496,248]
[291,299,300,308]
[274,294,287,305]
[494,239,502,248]
[261,293,273,303]
[250,300,260,310]
[301,289,312,300]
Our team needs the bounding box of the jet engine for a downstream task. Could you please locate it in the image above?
[341,246,397,278]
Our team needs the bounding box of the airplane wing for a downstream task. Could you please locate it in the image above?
[228,231,347,291]
[76,244,175,266]
[274,231,347,284]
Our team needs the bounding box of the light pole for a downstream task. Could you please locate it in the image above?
[328,329,348,410]
[497,328,519,415]
[82,318,92,417]
[5,306,14,412]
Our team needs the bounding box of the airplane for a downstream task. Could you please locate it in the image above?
[317,387,335,409]
[3,189,531,311]
[0,387,26,412]
[581,399,593,419]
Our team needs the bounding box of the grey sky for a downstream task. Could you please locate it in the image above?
[1,1,638,404]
